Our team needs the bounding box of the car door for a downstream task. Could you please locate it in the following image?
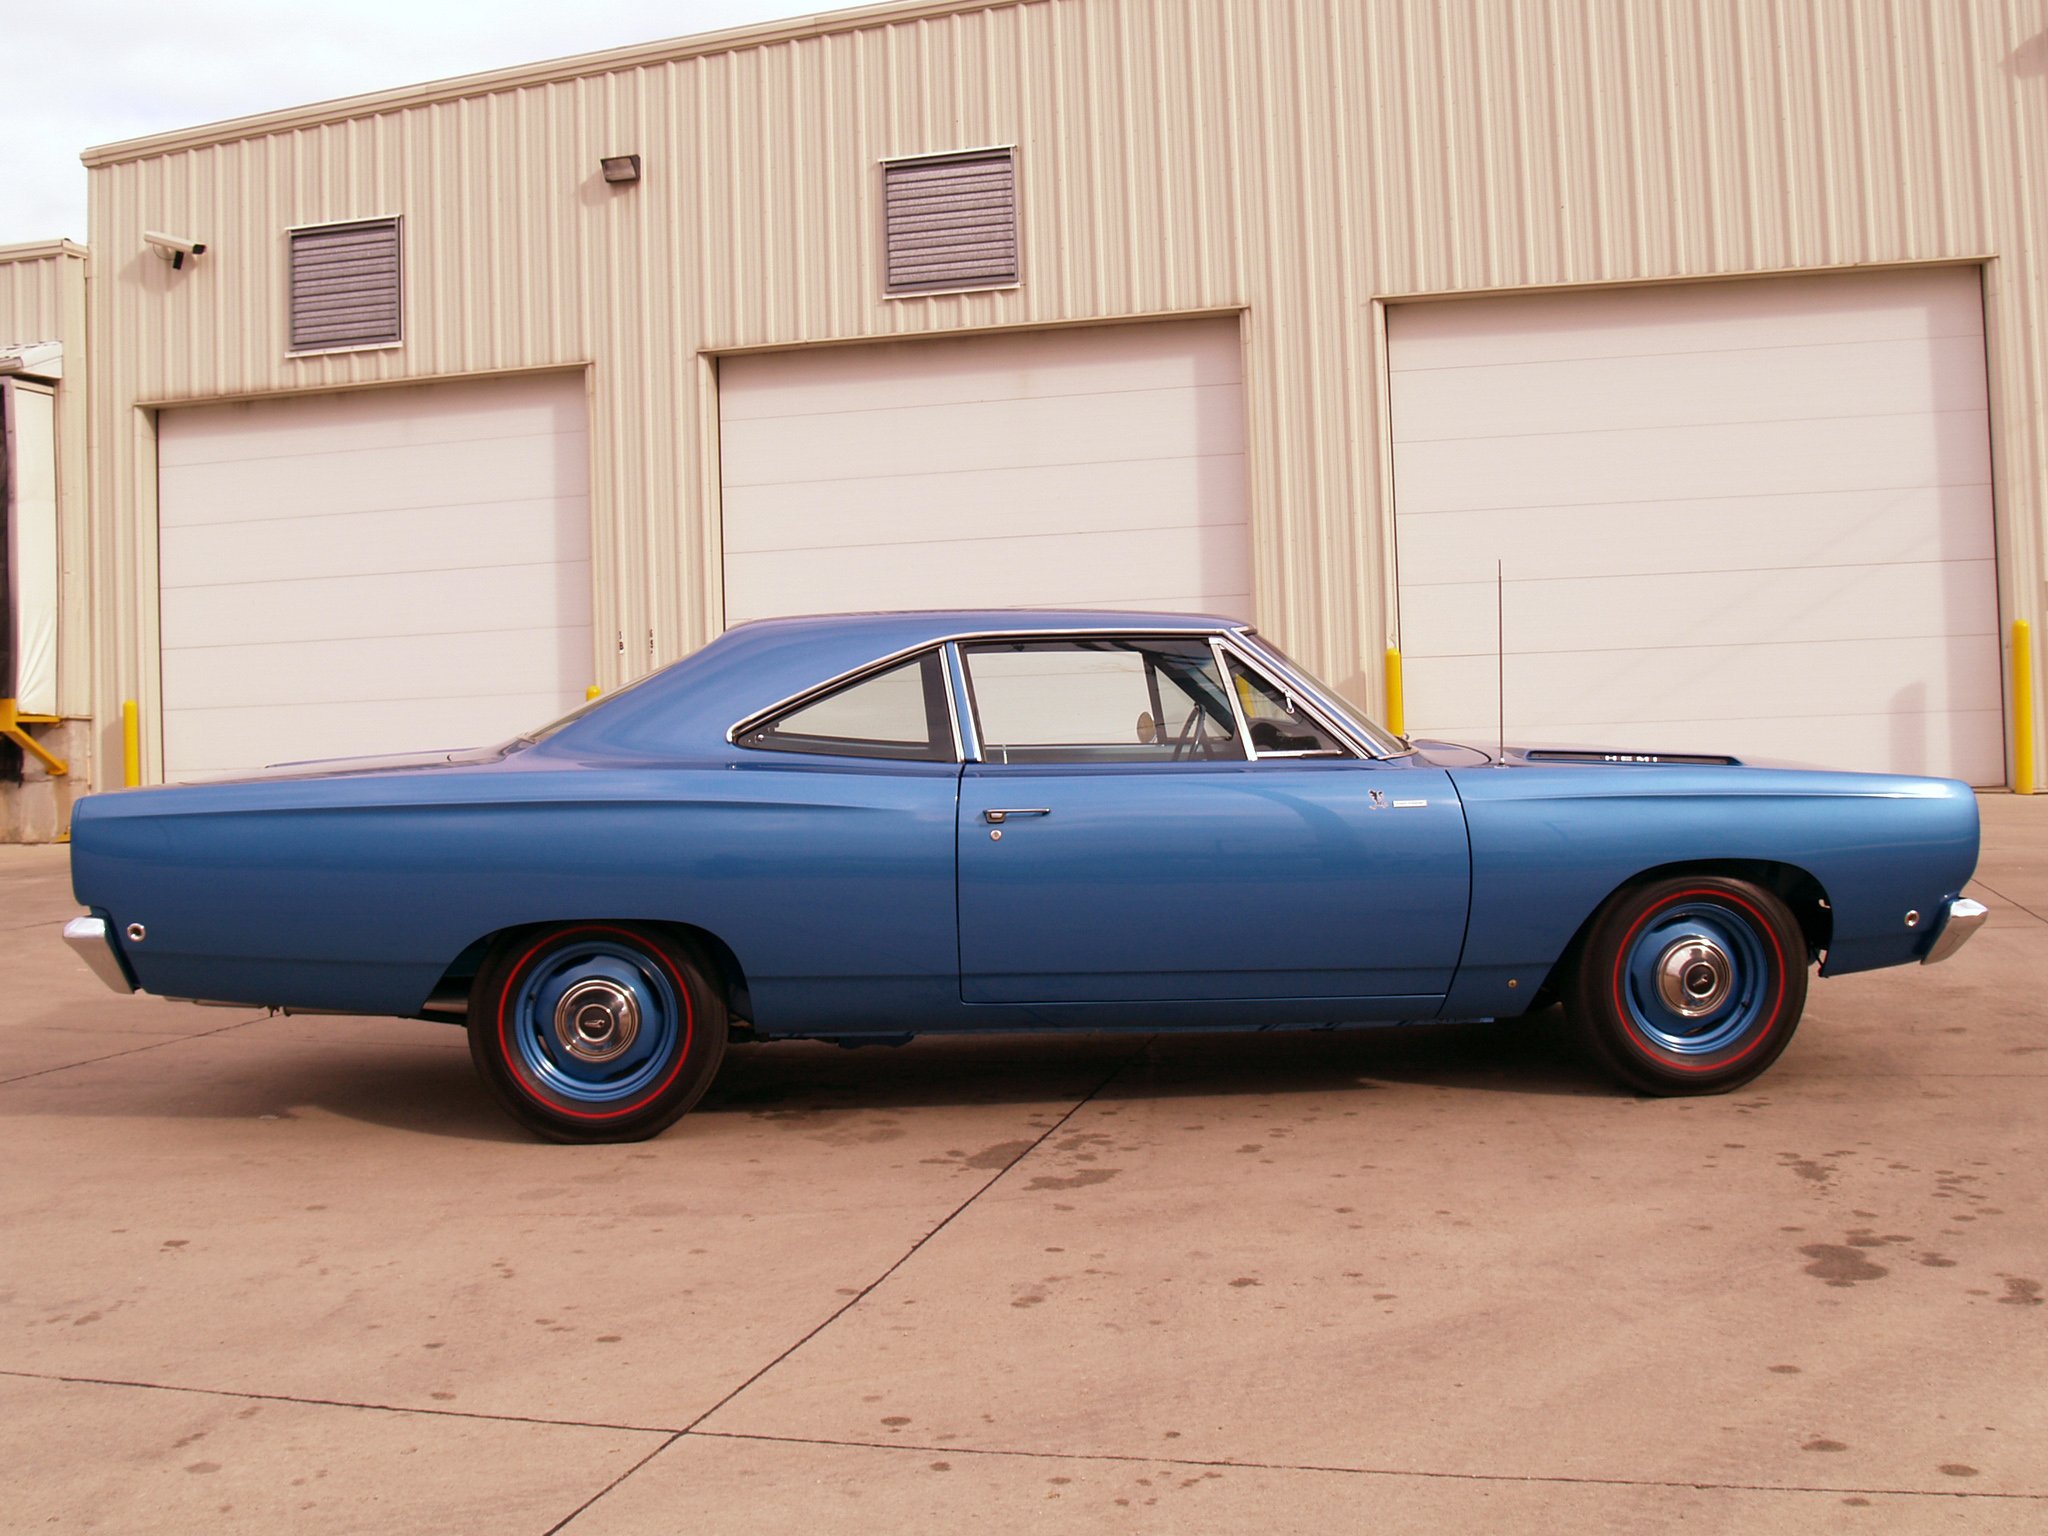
[954,636,1470,1008]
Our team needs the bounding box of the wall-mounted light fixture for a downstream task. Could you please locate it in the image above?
[599,154,642,184]
[143,230,208,270]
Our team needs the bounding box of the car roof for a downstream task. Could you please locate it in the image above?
[537,609,1253,762]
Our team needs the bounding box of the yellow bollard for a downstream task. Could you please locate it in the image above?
[2016,619,2036,795]
[586,684,601,702]
[121,700,141,788]
[1383,646,1406,738]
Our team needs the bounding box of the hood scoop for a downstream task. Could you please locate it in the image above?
[1521,748,1741,767]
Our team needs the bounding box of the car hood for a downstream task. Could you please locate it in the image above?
[1407,738,1824,772]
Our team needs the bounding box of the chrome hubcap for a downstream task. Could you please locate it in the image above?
[1655,937,1732,1018]
[552,977,641,1063]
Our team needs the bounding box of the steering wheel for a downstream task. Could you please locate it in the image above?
[1170,706,1220,761]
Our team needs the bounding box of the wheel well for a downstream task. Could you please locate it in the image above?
[1536,859,1833,1000]
[427,920,755,1032]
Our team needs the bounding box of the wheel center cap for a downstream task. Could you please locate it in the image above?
[1655,937,1733,1018]
[553,978,641,1063]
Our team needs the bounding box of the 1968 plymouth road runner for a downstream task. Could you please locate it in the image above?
[64,611,1985,1142]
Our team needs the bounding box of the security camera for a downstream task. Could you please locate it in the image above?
[144,231,208,270]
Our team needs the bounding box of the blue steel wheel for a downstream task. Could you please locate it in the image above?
[468,923,726,1143]
[1565,875,1808,1096]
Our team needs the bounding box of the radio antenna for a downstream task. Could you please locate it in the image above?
[1496,557,1506,766]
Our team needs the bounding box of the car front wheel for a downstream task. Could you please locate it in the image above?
[468,922,726,1142]
[1565,875,1808,1095]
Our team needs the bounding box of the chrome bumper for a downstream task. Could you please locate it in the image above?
[1921,897,1989,966]
[63,915,136,994]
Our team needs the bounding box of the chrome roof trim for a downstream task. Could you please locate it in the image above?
[726,621,1259,751]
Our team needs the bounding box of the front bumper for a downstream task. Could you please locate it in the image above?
[1921,896,1989,966]
[63,915,136,994]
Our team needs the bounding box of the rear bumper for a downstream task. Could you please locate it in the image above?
[63,915,136,994]
[1921,897,1989,966]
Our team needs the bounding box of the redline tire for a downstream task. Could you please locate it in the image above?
[467,923,726,1143]
[1566,875,1808,1096]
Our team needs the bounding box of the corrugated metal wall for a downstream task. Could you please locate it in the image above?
[82,0,2048,785]
[0,242,91,718]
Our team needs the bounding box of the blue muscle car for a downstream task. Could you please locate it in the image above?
[63,611,1985,1142]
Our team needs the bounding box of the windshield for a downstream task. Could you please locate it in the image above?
[1246,636,1410,757]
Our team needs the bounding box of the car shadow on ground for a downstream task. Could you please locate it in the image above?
[7,1011,1614,1143]
[700,1009,1611,1119]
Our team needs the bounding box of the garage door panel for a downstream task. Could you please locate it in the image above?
[1394,487,1997,585]
[720,321,1242,420]
[722,454,1249,556]
[1390,266,1985,371]
[1408,633,2002,735]
[1394,409,1990,515]
[1390,333,1988,444]
[727,523,1253,623]
[160,373,591,780]
[165,693,571,779]
[1392,270,1999,782]
[157,373,586,468]
[721,381,1245,487]
[163,625,590,713]
[160,497,590,590]
[160,562,593,651]
[159,432,590,528]
[1401,560,1999,659]
[721,319,1250,628]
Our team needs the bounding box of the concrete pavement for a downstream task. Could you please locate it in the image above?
[2,794,2044,1532]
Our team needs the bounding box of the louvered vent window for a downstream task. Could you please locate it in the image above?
[883,149,1018,294]
[289,218,402,352]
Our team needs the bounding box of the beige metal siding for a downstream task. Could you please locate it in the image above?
[0,242,90,720]
[81,0,2048,786]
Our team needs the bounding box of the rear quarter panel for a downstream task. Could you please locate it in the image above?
[69,758,960,1025]
[1442,765,1979,1018]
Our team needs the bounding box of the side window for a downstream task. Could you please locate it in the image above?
[1226,655,1350,757]
[962,639,1243,764]
[739,651,953,761]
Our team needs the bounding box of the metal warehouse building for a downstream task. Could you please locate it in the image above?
[35,0,2048,809]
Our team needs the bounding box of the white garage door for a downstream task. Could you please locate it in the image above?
[719,318,1250,626]
[158,373,591,780]
[1391,267,2002,783]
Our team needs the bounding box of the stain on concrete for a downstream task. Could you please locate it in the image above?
[1228,1277,1261,1288]
[1998,1276,2044,1306]
[1779,1154,1836,1185]
[1026,1168,1119,1191]
[1768,1364,1802,1374]
[184,1462,221,1474]
[1800,1244,1890,1286]
[963,1140,1034,1170]
[1802,1438,1849,1452]
[1012,1291,1046,1308]
[1915,1252,1957,1268]
[1939,1463,1979,1477]
[929,1462,951,1472]
[881,1416,911,1428]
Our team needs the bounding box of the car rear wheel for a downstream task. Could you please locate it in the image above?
[1565,875,1808,1096]
[468,923,726,1142]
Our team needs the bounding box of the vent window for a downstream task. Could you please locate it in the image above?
[882,149,1017,295]
[289,218,401,352]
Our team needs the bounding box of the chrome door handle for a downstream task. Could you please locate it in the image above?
[982,808,1051,824]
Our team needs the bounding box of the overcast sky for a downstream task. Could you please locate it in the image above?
[1,0,851,247]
